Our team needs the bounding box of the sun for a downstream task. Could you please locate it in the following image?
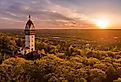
[95,19,109,29]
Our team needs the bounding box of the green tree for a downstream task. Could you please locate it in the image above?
[113,78,121,82]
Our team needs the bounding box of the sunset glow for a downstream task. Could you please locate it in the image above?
[95,19,109,29]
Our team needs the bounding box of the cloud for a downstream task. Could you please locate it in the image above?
[47,1,90,20]
[0,0,93,29]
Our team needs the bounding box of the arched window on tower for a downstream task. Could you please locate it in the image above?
[31,48,33,51]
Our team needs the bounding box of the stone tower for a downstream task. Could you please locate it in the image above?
[24,15,35,52]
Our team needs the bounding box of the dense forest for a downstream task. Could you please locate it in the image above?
[1,30,121,82]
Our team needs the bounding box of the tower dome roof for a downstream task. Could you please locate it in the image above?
[25,15,35,30]
[26,19,34,28]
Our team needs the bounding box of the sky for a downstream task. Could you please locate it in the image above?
[0,0,121,29]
